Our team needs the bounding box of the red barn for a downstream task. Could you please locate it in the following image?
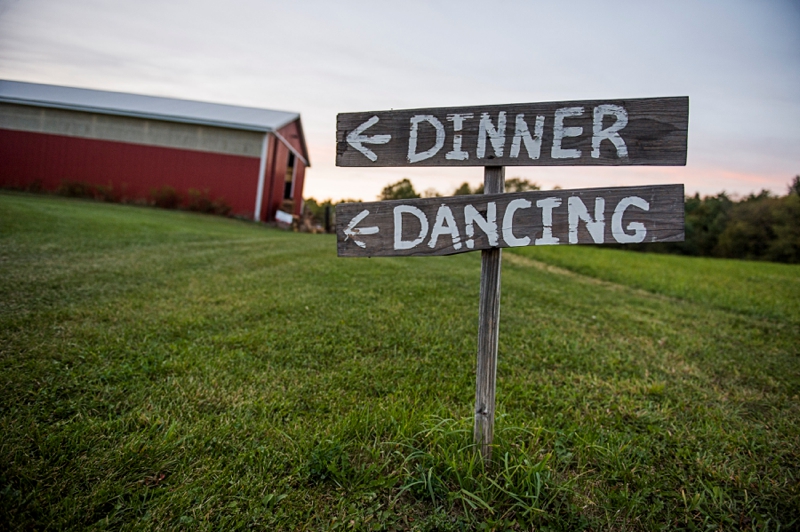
[0,80,309,221]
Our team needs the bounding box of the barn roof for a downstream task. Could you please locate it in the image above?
[0,79,301,133]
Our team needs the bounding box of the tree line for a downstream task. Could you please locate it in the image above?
[622,176,800,263]
[377,177,542,200]
[305,176,799,263]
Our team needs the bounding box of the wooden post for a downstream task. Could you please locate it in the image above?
[474,166,504,463]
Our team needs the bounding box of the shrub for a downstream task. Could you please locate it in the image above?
[56,181,121,202]
[18,179,234,218]
[93,184,121,203]
[186,189,231,216]
[57,180,97,199]
[150,186,182,209]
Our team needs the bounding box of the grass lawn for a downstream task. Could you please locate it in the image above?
[1,192,798,531]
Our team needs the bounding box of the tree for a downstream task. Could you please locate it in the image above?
[716,189,800,263]
[303,197,362,231]
[682,192,733,256]
[504,178,540,193]
[454,178,539,196]
[453,182,474,196]
[789,175,800,196]
[379,178,420,200]
[616,177,800,263]
[715,193,776,260]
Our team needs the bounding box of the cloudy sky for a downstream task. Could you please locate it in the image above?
[1,0,798,201]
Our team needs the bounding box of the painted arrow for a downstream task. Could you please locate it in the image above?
[343,209,379,248]
[346,116,391,162]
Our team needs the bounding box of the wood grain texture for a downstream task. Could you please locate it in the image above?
[337,97,688,167]
[474,167,503,463]
[336,184,684,257]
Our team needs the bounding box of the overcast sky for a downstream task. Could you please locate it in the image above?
[1,0,798,201]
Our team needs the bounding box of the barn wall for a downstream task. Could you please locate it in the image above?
[0,128,260,217]
[0,103,264,157]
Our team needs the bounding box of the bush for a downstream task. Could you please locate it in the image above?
[93,184,121,203]
[55,180,120,202]
[186,189,231,216]
[57,181,97,199]
[150,186,181,210]
[18,180,232,218]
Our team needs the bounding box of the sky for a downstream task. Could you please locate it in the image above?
[1,0,798,201]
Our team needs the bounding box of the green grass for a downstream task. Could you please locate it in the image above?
[1,191,798,531]
[510,245,800,325]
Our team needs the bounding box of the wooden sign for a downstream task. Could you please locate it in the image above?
[335,94,689,462]
[336,184,684,257]
[337,97,688,167]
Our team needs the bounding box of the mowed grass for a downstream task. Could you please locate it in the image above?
[511,245,800,326]
[1,192,798,531]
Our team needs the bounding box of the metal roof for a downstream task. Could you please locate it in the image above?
[0,79,301,133]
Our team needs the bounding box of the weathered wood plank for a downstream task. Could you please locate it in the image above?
[475,167,503,463]
[336,184,684,257]
[336,97,688,167]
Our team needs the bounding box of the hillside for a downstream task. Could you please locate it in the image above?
[1,192,798,530]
